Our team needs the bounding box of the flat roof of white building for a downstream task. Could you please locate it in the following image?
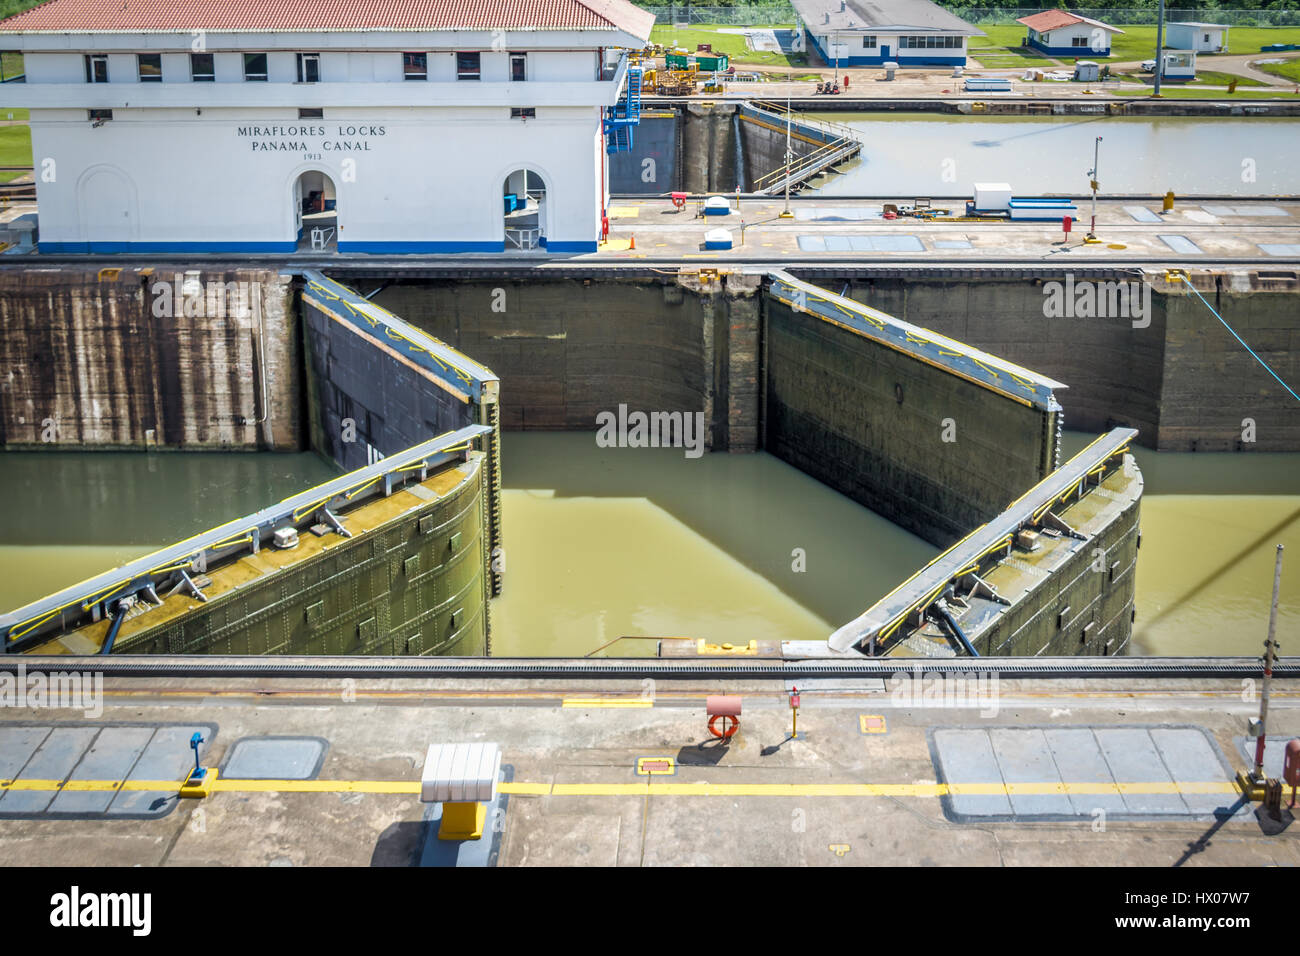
[0,0,654,40]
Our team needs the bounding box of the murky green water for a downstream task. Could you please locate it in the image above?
[1059,432,1300,657]
[490,433,936,657]
[1,433,1295,657]
[805,114,1300,196]
[0,450,338,612]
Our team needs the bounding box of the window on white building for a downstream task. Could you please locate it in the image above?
[510,107,535,119]
[862,36,877,49]
[84,54,108,83]
[297,53,320,83]
[510,53,527,81]
[299,108,324,119]
[457,52,481,80]
[138,53,162,82]
[899,36,962,49]
[88,108,112,122]
[1072,36,1089,47]
[191,52,214,81]
[403,52,427,80]
[243,53,268,81]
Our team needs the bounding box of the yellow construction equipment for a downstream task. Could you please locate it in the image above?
[656,69,698,96]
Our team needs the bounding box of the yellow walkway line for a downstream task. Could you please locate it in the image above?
[0,779,1243,797]
[561,698,653,708]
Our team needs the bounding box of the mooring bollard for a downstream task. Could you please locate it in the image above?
[421,742,501,841]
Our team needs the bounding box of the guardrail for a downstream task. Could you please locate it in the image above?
[828,428,1137,655]
[0,424,491,653]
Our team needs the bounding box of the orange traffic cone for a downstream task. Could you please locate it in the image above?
[629,235,636,250]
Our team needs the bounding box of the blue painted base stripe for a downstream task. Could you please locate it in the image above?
[1026,40,1112,56]
[39,239,600,255]
[41,241,297,253]
[338,241,503,253]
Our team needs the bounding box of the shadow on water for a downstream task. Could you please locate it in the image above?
[499,431,939,634]
[970,116,1110,148]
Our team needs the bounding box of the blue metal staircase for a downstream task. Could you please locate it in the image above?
[604,65,643,154]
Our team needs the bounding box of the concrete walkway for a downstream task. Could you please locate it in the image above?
[0,671,1294,865]
[599,197,1300,264]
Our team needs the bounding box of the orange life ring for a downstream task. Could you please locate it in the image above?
[708,714,739,739]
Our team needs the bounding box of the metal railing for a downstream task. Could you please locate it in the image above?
[0,424,492,653]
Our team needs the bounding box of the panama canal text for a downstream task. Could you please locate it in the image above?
[237,125,387,151]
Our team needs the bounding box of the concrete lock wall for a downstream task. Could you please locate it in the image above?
[831,273,1300,452]
[762,289,1060,549]
[302,281,476,471]
[369,274,762,450]
[608,110,679,194]
[614,104,832,195]
[114,456,490,657]
[0,265,301,450]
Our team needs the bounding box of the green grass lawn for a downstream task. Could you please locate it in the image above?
[1103,26,1300,61]
[1187,69,1265,86]
[968,24,1300,64]
[1113,69,1269,89]
[648,23,807,68]
[1255,57,1300,82]
[968,24,1059,67]
[1115,85,1300,99]
[0,50,23,81]
[0,123,32,181]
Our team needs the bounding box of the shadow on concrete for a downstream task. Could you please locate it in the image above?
[370,820,427,866]
[1254,805,1294,836]
[1172,795,1251,866]
[677,738,731,766]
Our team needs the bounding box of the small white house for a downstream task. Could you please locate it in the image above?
[1017,10,1124,58]
[1167,22,1229,54]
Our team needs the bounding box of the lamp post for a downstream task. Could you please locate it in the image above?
[1086,136,1102,241]
[1252,545,1284,781]
[1153,0,1166,97]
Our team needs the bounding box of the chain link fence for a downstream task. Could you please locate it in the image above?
[958,8,1300,26]
[637,5,1300,27]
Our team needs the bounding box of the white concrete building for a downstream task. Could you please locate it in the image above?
[793,0,984,68]
[0,0,654,254]
[1016,10,1124,58]
[1167,22,1229,54]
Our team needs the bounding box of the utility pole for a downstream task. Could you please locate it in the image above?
[1153,0,1166,97]
[1086,136,1102,241]
[1252,544,1284,781]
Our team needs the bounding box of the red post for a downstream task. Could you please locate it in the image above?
[1062,215,1072,242]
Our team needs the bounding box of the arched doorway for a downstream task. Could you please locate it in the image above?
[293,170,337,252]
[78,166,137,251]
[503,169,546,251]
